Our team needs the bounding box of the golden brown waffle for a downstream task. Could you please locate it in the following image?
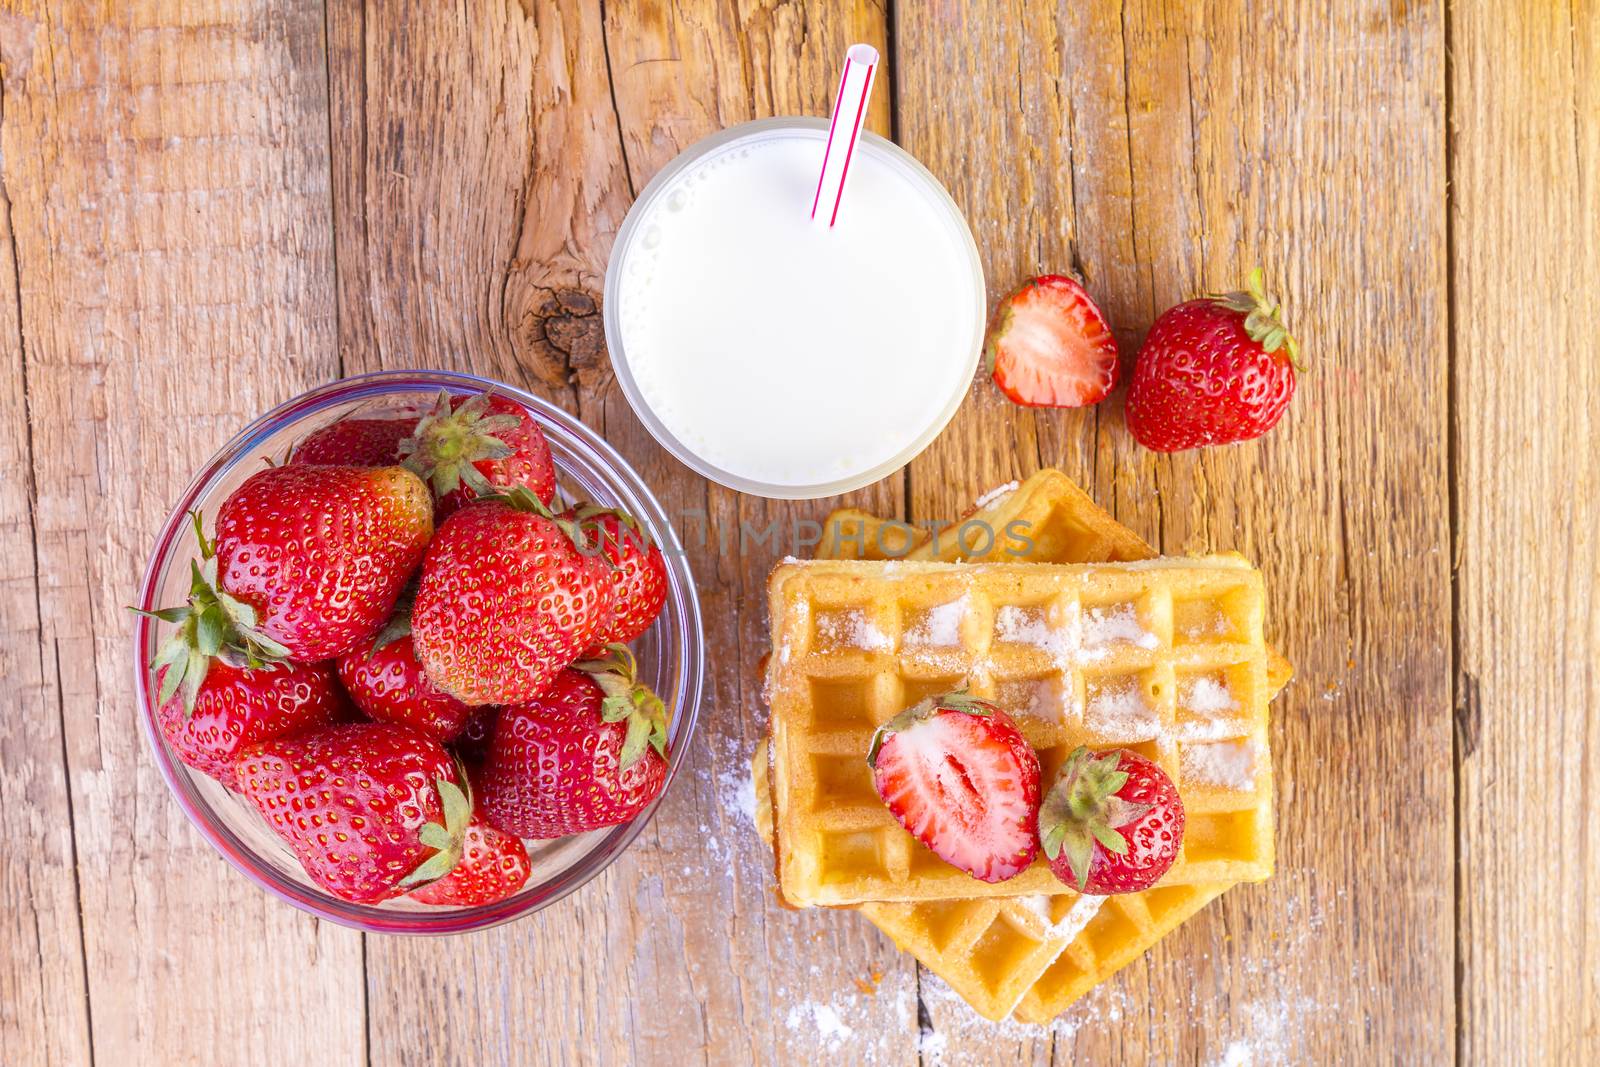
[907,469,1154,565]
[904,470,1293,692]
[767,557,1276,907]
[754,735,1227,1022]
[818,508,931,560]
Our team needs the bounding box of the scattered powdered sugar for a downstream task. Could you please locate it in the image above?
[916,1026,948,1059]
[1015,893,1106,941]
[786,1001,854,1049]
[995,604,1068,656]
[817,609,891,651]
[972,479,1020,511]
[1014,895,1053,924]
[718,764,757,828]
[1084,678,1159,740]
[1081,603,1159,657]
[1213,1040,1253,1067]
[1182,739,1259,790]
[905,596,969,648]
[1185,676,1240,715]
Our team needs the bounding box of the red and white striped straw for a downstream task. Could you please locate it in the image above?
[810,43,879,228]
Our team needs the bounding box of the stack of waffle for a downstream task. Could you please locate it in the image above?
[753,470,1289,1022]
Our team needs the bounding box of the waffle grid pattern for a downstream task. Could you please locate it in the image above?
[768,558,1275,908]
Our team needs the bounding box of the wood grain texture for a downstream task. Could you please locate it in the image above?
[2,0,1591,1063]
[1452,1,1599,1062]
[0,2,364,1065]
[896,0,1453,1061]
[0,11,94,1064]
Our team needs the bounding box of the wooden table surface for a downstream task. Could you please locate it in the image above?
[2,1,1595,1064]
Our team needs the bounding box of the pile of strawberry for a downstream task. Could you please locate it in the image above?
[985,268,1303,451]
[138,391,672,907]
[867,691,1184,894]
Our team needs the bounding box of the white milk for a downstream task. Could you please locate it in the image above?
[608,121,983,495]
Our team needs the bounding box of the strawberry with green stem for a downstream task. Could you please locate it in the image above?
[565,503,668,652]
[409,771,531,907]
[412,485,615,706]
[134,515,353,789]
[400,390,557,516]
[1125,267,1303,452]
[480,644,669,839]
[213,463,434,661]
[1038,746,1184,894]
[234,722,474,904]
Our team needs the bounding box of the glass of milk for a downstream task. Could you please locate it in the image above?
[604,117,985,499]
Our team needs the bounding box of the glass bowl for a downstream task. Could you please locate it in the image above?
[132,369,704,934]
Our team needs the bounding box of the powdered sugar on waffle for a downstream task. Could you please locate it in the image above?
[906,596,969,647]
[972,480,1020,511]
[1015,893,1106,940]
[818,609,892,651]
[1085,677,1159,740]
[996,604,1065,653]
[1081,603,1159,659]
[1182,739,1259,790]
[1186,675,1240,714]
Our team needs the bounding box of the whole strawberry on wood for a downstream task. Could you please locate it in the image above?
[290,416,417,466]
[409,778,531,907]
[566,504,668,653]
[480,645,669,839]
[213,464,433,662]
[1125,267,1302,452]
[866,690,1041,883]
[412,486,614,706]
[234,722,473,904]
[1039,746,1184,894]
[135,515,352,789]
[336,592,474,743]
[400,390,557,517]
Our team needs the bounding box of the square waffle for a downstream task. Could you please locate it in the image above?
[754,734,1229,1022]
[766,556,1276,908]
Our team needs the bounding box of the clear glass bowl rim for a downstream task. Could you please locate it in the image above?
[132,369,705,935]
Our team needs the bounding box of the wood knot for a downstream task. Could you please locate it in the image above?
[508,285,609,392]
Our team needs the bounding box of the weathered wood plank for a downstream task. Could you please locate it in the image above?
[1452,1,1599,1062]
[0,1,364,1064]
[600,4,917,1064]
[897,0,1452,1061]
[333,2,916,1063]
[0,12,94,1065]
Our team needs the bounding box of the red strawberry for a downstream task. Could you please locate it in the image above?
[400,391,557,516]
[133,513,352,788]
[213,464,433,661]
[1125,268,1301,451]
[986,275,1120,407]
[866,690,1041,883]
[480,647,668,839]
[337,632,474,744]
[409,793,531,907]
[290,416,416,466]
[1039,746,1184,894]
[411,487,614,705]
[234,722,472,904]
[155,659,351,790]
[568,505,668,651]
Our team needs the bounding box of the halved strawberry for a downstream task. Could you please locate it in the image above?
[985,275,1119,407]
[865,690,1040,883]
